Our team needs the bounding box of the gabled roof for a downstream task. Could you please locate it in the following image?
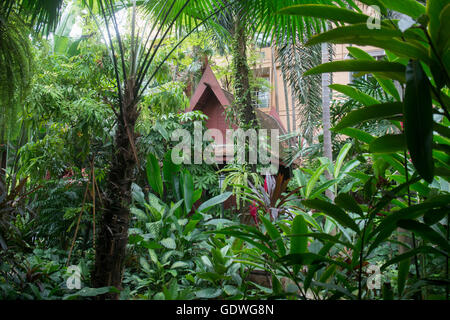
[188,64,287,135]
[188,64,232,111]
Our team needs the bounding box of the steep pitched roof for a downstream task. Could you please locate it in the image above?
[188,64,287,135]
[188,64,232,111]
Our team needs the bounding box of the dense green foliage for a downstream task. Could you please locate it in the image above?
[1,0,449,301]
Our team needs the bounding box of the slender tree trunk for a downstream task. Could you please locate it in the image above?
[92,79,139,299]
[271,46,280,114]
[282,73,291,134]
[0,124,6,187]
[291,88,296,132]
[232,17,257,129]
[321,42,334,201]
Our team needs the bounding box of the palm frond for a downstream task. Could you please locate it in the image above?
[241,0,359,46]
[276,37,322,144]
[0,13,33,141]
[1,0,64,33]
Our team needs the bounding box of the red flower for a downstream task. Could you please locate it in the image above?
[249,201,259,225]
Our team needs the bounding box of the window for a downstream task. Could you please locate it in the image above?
[254,90,270,109]
[253,76,270,109]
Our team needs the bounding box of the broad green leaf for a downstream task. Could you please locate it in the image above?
[330,84,380,106]
[311,280,356,299]
[333,102,403,131]
[369,134,406,153]
[278,4,371,24]
[183,219,199,235]
[319,264,337,283]
[146,153,163,198]
[131,207,148,221]
[197,192,232,213]
[309,179,340,200]
[404,60,434,182]
[223,285,239,296]
[368,195,450,253]
[306,164,327,198]
[389,174,431,196]
[302,199,360,234]
[304,60,405,78]
[436,4,450,54]
[260,215,286,256]
[181,170,195,213]
[195,288,222,299]
[335,193,363,216]
[271,275,283,295]
[397,219,450,252]
[307,24,403,47]
[290,215,308,274]
[340,159,360,178]
[334,143,352,178]
[163,150,180,195]
[212,227,279,259]
[383,0,426,19]
[380,153,407,174]
[171,261,189,269]
[160,237,176,250]
[140,241,163,250]
[63,287,119,300]
[434,123,450,139]
[322,37,431,64]
[347,46,374,61]
[292,210,323,231]
[204,219,235,227]
[338,127,376,144]
[427,0,448,45]
[423,208,449,225]
[348,47,401,100]
[168,200,184,218]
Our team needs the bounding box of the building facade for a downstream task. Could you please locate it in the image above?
[248,3,385,134]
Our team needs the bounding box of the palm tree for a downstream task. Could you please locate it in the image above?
[81,0,235,298]
[88,0,357,296]
[216,0,351,178]
[2,0,360,298]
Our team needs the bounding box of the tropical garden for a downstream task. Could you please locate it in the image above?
[0,0,449,301]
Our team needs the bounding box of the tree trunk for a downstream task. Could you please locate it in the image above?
[92,80,139,299]
[232,18,257,129]
[270,46,280,114]
[321,42,334,201]
[291,88,297,132]
[0,125,6,187]
[282,73,291,134]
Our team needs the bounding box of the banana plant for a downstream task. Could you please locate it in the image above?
[52,0,85,57]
